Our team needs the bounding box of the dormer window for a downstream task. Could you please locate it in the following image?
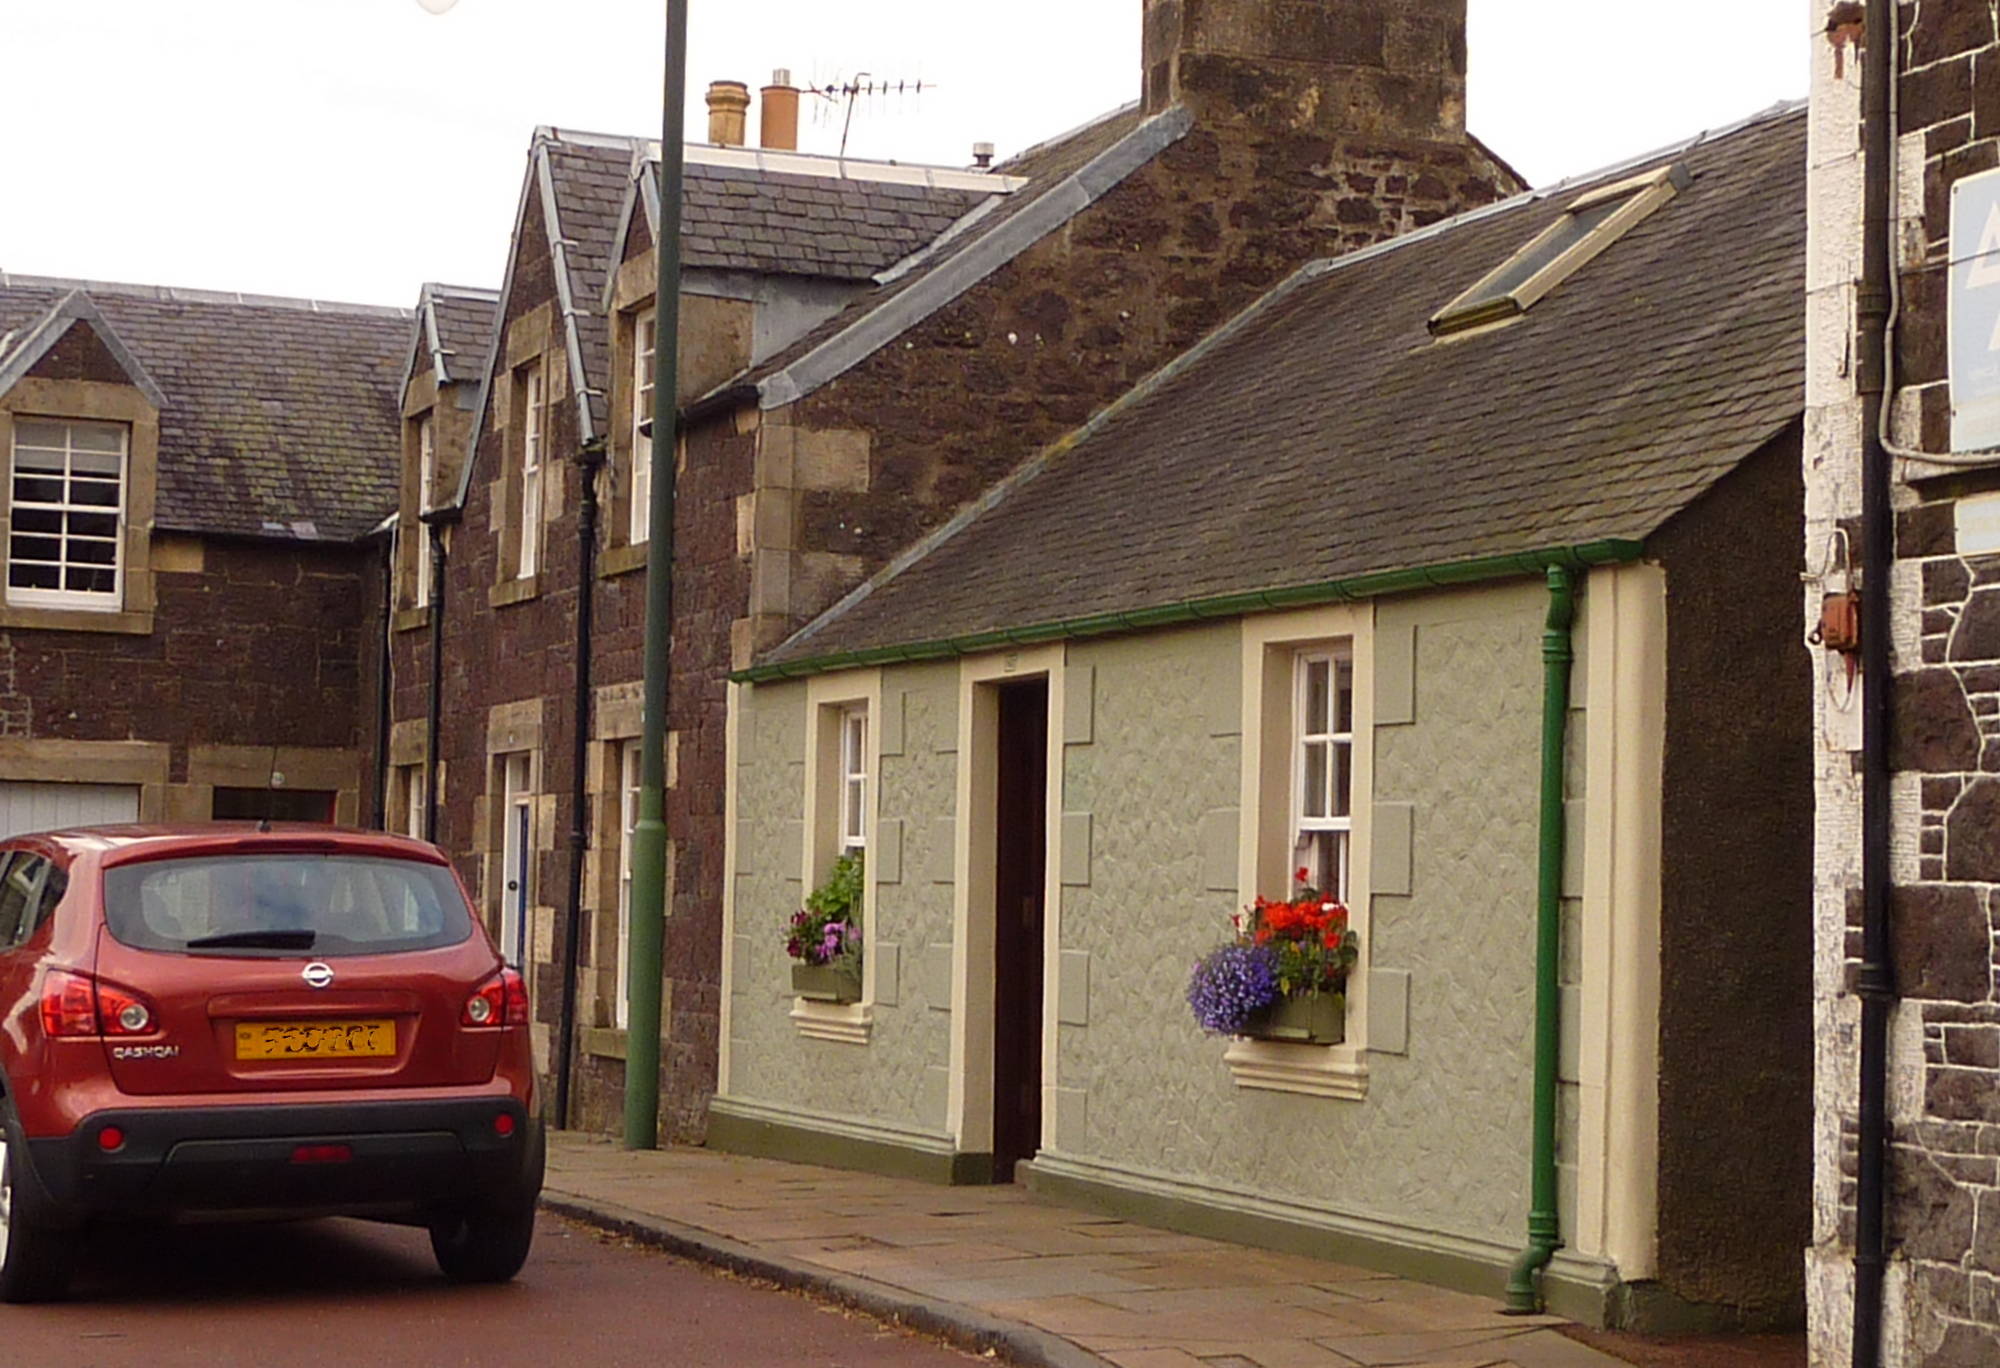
[630,308,656,545]
[515,361,544,581]
[8,418,125,610]
[1428,163,1689,338]
[414,414,435,609]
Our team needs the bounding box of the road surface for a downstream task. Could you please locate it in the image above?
[0,1211,985,1367]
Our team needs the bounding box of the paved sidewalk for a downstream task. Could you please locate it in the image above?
[542,1132,1626,1368]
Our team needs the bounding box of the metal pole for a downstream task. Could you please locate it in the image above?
[1505,563,1574,1313]
[373,532,394,829]
[423,516,451,844]
[624,0,688,1149]
[556,441,604,1130]
[1851,2,1896,1360]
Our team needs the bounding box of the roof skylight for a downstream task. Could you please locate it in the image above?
[1428,163,1691,338]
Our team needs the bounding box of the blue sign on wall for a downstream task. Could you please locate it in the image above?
[1950,167,2000,451]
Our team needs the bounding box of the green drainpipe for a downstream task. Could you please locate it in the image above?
[1506,563,1575,1313]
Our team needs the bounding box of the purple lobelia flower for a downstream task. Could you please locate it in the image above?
[1186,943,1280,1035]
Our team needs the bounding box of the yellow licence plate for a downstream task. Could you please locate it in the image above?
[234,1019,396,1060]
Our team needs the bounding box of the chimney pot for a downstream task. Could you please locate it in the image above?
[1141,0,1468,141]
[972,141,995,169]
[759,69,800,152]
[706,79,751,147]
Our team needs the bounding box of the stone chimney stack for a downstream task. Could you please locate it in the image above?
[706,80,751,146]
[1141,0,1466,142]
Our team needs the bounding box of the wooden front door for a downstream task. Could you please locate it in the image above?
[991,679,1048,1182]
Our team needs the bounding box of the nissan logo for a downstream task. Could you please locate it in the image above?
[301,962,335,990]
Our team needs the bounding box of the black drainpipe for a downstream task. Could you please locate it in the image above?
[553,438,605,1129]
[421,510,456,845]
[1852,2,1895,1362]
[372,530,394,830]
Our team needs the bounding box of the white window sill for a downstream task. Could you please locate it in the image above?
[1223,1038,1368,1100]
[790,998,872,1045]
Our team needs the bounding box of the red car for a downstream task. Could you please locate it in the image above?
[0,824,542,1301]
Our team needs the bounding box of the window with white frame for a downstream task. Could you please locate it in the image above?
[615,738,643,1029]
[1293,646,1354,898]
[497,750,534,967]
[414,414,435,608]
[517,365,543,579]
[8,418,125,610]
[839,706,867,853]
[402,763,426,840]
[630,308,656,545]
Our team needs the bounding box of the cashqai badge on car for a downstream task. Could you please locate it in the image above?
[0,824,542,1301]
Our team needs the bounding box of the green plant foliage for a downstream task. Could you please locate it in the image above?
[787,849,864,965]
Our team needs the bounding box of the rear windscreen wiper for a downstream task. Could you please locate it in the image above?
[184,929,318,950]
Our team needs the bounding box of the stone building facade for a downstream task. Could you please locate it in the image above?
[603,0,1520,1142]
[388,127,1038,1138]
[381,0,1520,1142]
[0,276,405,835]
[1806,3,2000,1364]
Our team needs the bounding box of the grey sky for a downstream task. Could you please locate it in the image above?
[0,0,1806,307]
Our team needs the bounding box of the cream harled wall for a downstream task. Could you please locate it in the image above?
[1042,589,1551,1253]
[721,580,1607,1269]
[721,661,961,1144]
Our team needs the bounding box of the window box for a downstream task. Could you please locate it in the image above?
[791,957,862,1004]
[1242,989,1345,1046]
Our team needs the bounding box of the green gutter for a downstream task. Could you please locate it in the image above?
[1505,564,1577,1313]
[729,540,1641,683]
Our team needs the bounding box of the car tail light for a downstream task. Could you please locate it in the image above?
[39,970,158,1038]
[40,970,98,1037]
[97,981,155,1036]
[290,1144,352,1165]
[97,1126,126,1153]
[463,967,528,1028]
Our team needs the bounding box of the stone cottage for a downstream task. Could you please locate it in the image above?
[719,103,1813,1331]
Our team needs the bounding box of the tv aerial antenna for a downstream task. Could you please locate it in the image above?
[806,70,932,162]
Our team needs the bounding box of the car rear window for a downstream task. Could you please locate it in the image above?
[103,854,474,957]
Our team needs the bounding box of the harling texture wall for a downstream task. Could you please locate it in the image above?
[1052,601,1546,1250]
[1807,5,2000,1365]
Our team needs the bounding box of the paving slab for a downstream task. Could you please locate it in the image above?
[540,1132,1641,1368]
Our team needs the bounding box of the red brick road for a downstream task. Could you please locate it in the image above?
[0,1211,983,1367]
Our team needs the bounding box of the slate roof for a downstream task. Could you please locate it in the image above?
[762,102,1808,670]
[710,104,1149,406]
[458,127,1031,507]
[424,284,499,386]
[0,273,409,543]
[543,132,644,438]
[653,160,994,281]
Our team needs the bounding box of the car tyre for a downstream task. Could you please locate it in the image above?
[0,1101,76,1303]
[428,1124,542,1284]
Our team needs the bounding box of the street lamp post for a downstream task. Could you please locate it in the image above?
[422,0,688,1150]
[625,0,689,1152]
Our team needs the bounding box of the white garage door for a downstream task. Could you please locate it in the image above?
[0,782,140,839]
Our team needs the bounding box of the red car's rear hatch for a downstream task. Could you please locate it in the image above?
[94,932,503,1096]
[92,848,503,1097]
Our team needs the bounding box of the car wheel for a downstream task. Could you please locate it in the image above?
[428,1194,536,1284]
[428,1124,542,1285]
[0,1103,75,1303]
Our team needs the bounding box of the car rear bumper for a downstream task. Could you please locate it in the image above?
[22,1097,540,1223]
